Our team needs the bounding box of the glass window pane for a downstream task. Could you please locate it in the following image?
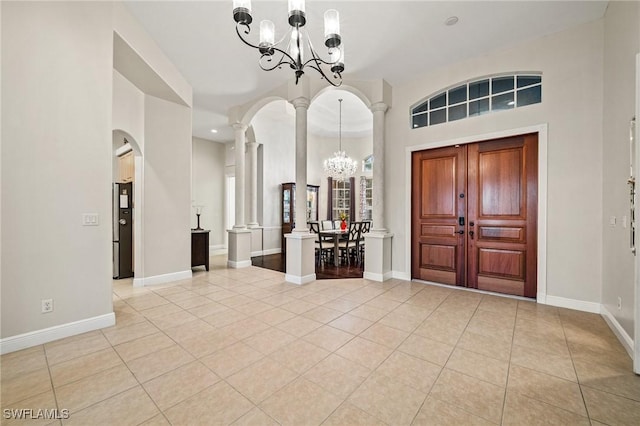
[429,92,446,109]
[517,85,542,107]
[492,92,515,111]
[492,76,514,94]
[468,98,489,116]
[448,104,466,121]
[413,101,428,114]
[448,85,467,104]
[517,75,541,88]
[469,79,489,99]
[412,113,427,129]
[430,109,446,125]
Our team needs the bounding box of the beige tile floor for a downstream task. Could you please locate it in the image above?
[2,255,639,425]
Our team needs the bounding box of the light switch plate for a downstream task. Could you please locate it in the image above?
[82,213,99,226]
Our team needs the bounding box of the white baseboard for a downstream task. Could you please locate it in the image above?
[211,248,228,256]
[285,273,316,285]
[391,271,411,281]
[544,295,601,313]
[210,244,226,251]
[263,248,282,256]
[363,271,393,282]
[228,260,251,269]
[250,249,281,256]
[600,305,634,358]
[0,313,116,355]
[133,270,192,287]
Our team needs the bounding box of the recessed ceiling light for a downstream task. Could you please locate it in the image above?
[210,129,218,133]
[445,16,459,26]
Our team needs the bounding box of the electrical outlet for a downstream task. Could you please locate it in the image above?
[41,299,53,313]
[617,297,622,311]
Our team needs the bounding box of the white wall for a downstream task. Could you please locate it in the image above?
[251,101,296,252]
[143,95,192,278]
[1,1,113,338]
[602,1,639,337]
[192,137,226,248]
[113,69,145,149]
[387,20,605,305]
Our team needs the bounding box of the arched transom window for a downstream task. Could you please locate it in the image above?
[411,73,542,129]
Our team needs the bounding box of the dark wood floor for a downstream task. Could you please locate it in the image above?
[251,253,364,279]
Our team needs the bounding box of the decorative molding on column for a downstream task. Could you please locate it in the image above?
[290,96,310,110]
[370,101,388,234]
[290,95,310,234]
[284,232,316,284]
[363,231,393,282]
[370,102,389,114]
[247,140,259,228]
[232,122,248,230]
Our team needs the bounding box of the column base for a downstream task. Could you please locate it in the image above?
[227,228,252,269]
[285,232,316,285]
[363,232,393,282]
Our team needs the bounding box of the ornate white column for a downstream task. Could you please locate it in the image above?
[292,97,310,232]
[228,122,251,268]
[247,141,259,228]
[285,96,316,284]
[364,102,393,281]
[371,102,388,232]
[233,123,247,228]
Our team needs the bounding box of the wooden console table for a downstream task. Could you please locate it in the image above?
[191,229,210,271]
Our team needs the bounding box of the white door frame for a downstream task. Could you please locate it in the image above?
[634,53,639,374]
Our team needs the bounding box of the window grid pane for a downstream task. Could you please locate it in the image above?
[411,74,541,128]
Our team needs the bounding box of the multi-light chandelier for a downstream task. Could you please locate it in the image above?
[232,0,344,86]
[324,99,357,181]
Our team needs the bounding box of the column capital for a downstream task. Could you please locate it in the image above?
[290,97,310,110]
[370,102,389,114]
[232,122,248,132]
[246,141,259,149]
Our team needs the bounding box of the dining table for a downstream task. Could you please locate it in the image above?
[318,229,348,266]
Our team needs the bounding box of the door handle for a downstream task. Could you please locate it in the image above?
[469,230,474,239]
[455,230,464,235]
[119,219,127,226]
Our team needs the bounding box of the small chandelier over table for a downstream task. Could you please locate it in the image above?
[232,0,344,86]
[324,98,357,181]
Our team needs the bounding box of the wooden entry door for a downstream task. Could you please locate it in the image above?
[411,134,538,298]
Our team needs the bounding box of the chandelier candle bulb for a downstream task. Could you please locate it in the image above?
[233,0,252,24]
[331,44,344,74]
[290,28,303,62]
[259,20,275,53]
[324,10,341,48]
[288,0,306,26]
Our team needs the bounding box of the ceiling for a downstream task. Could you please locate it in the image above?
[123,1,608,143]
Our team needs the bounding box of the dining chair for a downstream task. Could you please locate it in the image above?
[321,220,334,230]
[358,220,371,264]
[309,222,331,265]
[338,221,362,265]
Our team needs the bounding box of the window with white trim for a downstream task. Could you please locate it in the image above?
[332,179,350,220]
[411,74,542,129]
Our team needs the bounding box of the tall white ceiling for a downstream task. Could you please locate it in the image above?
[123,0,608,142]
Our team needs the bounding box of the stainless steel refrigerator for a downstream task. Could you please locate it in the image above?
[113,182,133,279]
